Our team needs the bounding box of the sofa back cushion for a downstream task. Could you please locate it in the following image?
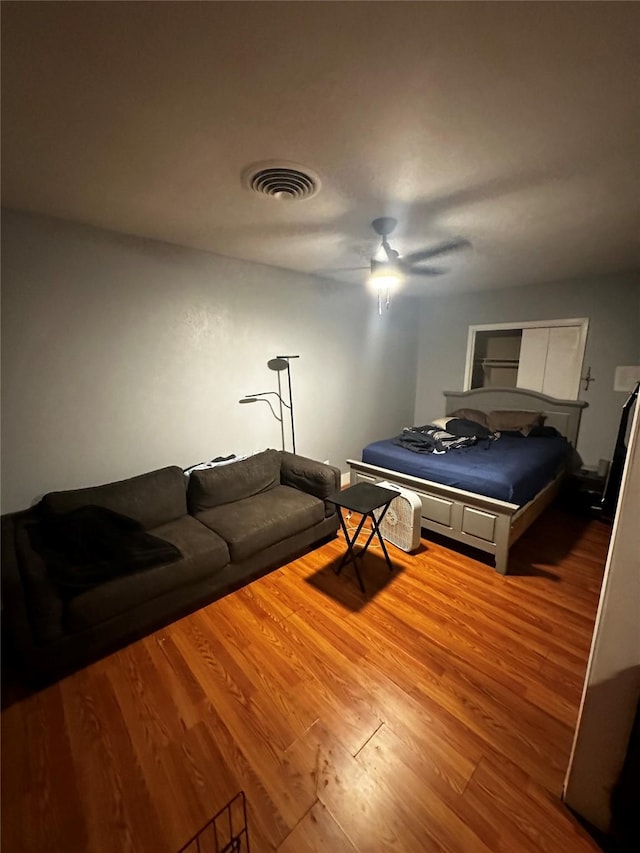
[188,449,281,513]
[42,466,187,530]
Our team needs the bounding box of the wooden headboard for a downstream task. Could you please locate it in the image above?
[444,387,587,447]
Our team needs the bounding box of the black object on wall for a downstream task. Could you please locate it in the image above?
[599,382,639,519]
[610,696,640,852]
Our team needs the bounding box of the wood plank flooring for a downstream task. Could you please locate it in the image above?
[1,505,610,852]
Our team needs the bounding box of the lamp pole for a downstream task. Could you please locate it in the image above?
[277,355,299,454]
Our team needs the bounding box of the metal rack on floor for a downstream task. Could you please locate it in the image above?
[177,791,250,853]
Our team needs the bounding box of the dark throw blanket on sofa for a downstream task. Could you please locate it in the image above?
[31,505,182,597]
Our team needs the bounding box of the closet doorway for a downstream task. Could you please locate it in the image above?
[464,318,589,400]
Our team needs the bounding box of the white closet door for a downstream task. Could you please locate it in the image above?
[542,325,583,399]
[517,327,549,391]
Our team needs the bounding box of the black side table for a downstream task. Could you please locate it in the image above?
[326,482,399,592]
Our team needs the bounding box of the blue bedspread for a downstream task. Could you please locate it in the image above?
[361,435,572,505]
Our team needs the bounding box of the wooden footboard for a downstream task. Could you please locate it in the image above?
[346,458,564,573]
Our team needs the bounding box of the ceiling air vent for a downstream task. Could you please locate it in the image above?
[242,161,320,200]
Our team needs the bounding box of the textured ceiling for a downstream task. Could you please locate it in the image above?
[2,1,639,295]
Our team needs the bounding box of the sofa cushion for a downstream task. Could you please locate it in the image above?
[187,449,281,512]
[195,484,324,563]
[150,516,229,568]
[37,505,183,597]
[43,466,188,530]
[65,516,229,632]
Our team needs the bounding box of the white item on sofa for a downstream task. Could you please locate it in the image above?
[183,455,244,479]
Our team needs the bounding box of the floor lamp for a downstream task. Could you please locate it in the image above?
[239,355,299,453]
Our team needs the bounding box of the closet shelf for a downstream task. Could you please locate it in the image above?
[476,358,519,368]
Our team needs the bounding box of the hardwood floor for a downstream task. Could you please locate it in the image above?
[1,505,611,852]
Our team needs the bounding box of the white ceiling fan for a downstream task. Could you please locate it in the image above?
[364,217,471,313]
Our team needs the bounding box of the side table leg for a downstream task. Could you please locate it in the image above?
[373,503,394,572]
[336,509,367,580]
[359,505,394,572]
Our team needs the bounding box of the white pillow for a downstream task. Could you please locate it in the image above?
[183,455,243,479]
[431,417,453,430]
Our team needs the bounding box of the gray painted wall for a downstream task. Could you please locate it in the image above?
[1,210,420,513]
[415,274,640,467]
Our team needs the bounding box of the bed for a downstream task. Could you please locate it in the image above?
[347,387,587,573]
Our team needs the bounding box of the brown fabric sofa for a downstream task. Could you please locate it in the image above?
[1,450,340,682]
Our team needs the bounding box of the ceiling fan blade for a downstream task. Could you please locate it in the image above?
[402,238,470,265]
[321,265,370,272]
[371,258,403,275]
[408,266,447,277]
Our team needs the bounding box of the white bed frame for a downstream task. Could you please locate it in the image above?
[347,388,587,574]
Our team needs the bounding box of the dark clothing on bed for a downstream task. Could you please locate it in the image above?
[395,426,477,454]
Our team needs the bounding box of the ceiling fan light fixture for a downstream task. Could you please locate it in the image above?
[368,269,403,292]
[368,267,403,315]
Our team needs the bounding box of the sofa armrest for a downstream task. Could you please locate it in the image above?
[280,452,341,516]
[1,511,47,672]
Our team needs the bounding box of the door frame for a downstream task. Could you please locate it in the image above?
[463,317,589,398]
